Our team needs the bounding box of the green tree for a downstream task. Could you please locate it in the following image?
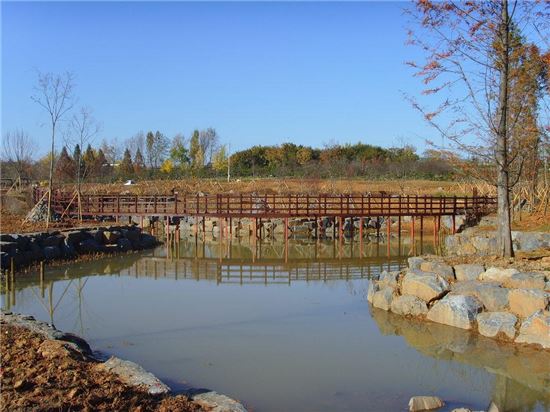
[55,146,75,182]
[189,130,202,169]
[134,148,145,174]
[170,134,190,169]
[119,148,134,177]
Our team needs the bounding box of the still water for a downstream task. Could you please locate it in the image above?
[2,237,550,412]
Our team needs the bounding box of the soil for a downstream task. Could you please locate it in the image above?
[0,324,204,412]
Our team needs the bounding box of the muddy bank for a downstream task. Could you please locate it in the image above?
[0,312,248,412]
[0,225,160,273]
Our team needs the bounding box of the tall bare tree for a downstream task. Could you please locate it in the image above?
[65,107,101,195]
[1,129,35,189]
[31,71,75,227]
[406,0,549,257]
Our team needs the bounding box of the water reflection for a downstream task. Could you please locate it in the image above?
[2,237,549,412]
[370,308,550,412]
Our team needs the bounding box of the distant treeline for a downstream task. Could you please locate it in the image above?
[1,127,455,184]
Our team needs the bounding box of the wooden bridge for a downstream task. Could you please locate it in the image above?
[38,189,496,220]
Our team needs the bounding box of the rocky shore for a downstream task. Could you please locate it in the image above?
[0,311,248,412]
[0,225,159,272]
[367,252,550,349]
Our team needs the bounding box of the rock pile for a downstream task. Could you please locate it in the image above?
[367,256,550,349]
[0,225,159,270]
[25,200,53,223]
[445,228,550,256]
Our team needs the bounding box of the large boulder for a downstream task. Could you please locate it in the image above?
[515,310,550,349]
[65,230,90,246]
[95,357,170,395]
[121,228,140,242]
[43,245,61,260]
[503,272,546,290]
[512,231,550,252]
[103,230,121,244]
[508,289,549,318]
[371,287,394,311]
[454,264,485,282]
[427,295,483,330]
[401,271,450,302]
[479,267,519,282]
[390,295,428,317]
[138,233,157,249]
[41,234,65,248]
[419,261,455,281]
[77,239,101,254]
[476,312,517,340]
[450,281,509,311]
[89,229,105,244]
[407,257,425,271]
[378,270,401,288]
[0,241,18,256]
[367,282,379,303]
[117,238,132,252]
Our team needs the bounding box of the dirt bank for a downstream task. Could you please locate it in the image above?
[0,323,202,412]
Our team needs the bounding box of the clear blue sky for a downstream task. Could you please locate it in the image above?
[2,1,436,157]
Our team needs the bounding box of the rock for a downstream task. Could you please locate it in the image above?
[390,295,428,317]
[420,261,455,281]
[96,357,170,395]
[503,272,546,290]
[371,287,394,311]
[471,235,498,255]
[65,230,89,246]
[122,228,140,242]
[454,264,485,282]
[60,240,76,258]
[117,238,132,252]
[408,257,425,271]
[508,289,549,318]
[476,312,517,340]
[103,230,121,244]
[192,391,248,412]
[515,310,550,349]
[512,231,550,251]
[408,395,444,411]
[451,409,471,412]
[139,233,157,249]
[0,241,18,256]
[0,234,15,242]
[38,340,71,359]
[41,234,64,248]
[479,267,519,282]
[378,270,401,288]
[367,282,379,303]
[43,245,61,260]
[450,281,509,311]
[90,229,105,244]
[13,235,30,251]
[401,271,450,302]
[427,295,483,330]
[77,239,101,254]
[487,401,499,412]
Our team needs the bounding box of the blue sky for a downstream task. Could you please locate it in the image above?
[2,1,436,157]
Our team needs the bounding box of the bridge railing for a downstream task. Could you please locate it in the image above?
[38,190,496,218]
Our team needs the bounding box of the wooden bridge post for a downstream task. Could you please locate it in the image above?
[338,216,343,260]
[284,217,289,263]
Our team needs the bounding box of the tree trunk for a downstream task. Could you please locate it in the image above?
[495,0,514,258]
[46,122,55,228]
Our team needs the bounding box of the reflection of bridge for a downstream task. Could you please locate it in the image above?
[129,256,403,285]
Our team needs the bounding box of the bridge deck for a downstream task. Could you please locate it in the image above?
[39,190,496,219]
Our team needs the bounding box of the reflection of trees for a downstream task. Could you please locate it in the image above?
[369,307,550,411]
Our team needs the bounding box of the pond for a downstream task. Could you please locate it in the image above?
[2,237,550,412]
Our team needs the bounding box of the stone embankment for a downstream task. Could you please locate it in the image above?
[446,228,550,256]
[367,256,550,349]
[1,311,248,412]
[0,225,159,271]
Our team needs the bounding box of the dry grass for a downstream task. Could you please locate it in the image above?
[68,178,483,196]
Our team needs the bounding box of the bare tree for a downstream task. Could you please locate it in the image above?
[199,127,219,165]
[1,129,35,190]
[31,71,76,227]
[124,131,146,159]
[65,107,101,194]
[406,0,549,257]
